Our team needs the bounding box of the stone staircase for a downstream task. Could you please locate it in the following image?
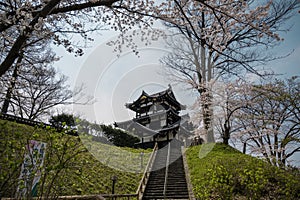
[142,140,189,200]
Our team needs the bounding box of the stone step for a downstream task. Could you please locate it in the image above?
[167,182,187,185]
[166,188,188,192]
[167,177,187,181]
[145,194,189,197]
[165,188,188,191]
[167,177,186,179]
[165,191,188,194]
[143,192,188,196]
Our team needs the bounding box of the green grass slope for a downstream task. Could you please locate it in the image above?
[0,119,150,198]
[186,143,300,200]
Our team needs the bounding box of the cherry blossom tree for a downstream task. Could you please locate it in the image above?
[237,77,300,167]
[2,0,298,79]
[0,0,166,77]
[190,79,252,144]
[212,81,253,145]
[160,0,298,142]
[191,77,300,167]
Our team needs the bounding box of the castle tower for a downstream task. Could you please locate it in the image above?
[115,85,192,148]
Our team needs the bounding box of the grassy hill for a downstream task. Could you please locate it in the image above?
[186,143,300,199]
[0,119,150,198]
[2,118,300,199]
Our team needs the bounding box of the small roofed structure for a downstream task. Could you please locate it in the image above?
[115,85,193,148]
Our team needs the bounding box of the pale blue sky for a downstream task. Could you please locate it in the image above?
[53,11,300,124]
[266,12,300,76]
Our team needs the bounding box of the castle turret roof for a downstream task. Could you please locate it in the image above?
[125,85,186,113]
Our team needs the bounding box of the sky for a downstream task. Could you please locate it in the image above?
[53,10,300,125]
[54,27,198,123]
[266,12,300,76]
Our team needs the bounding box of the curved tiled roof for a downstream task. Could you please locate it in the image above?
[125,85,186,113]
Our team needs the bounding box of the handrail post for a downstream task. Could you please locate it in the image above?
[163,142,171,198]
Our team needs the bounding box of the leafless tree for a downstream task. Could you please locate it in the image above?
[0,63,76,121]
[0,46,86,121]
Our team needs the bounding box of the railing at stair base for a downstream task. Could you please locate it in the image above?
[136,142,158,200]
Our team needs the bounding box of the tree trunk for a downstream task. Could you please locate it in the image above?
[1,56,22,114]
[223,131,229,145]
[243,143,247,154]
[201,89,215,143]
[222,122,230,145]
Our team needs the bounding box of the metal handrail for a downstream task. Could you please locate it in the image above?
[136,142,158,200]
[0,113,77,135]
[163,142,171,198]
[0,113,52,127]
